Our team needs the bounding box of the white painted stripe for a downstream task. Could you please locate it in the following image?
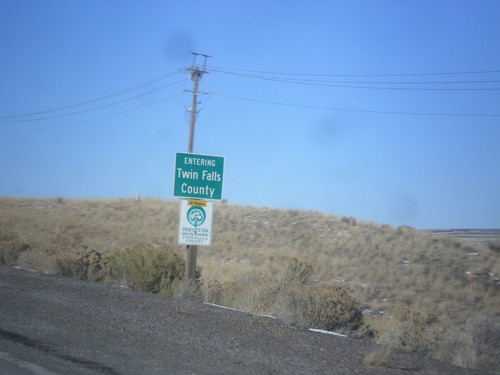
[309,328,347,337]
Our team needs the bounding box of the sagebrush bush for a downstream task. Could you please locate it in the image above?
[55,246,112,282]
[239,281,281,315]
[443,313,500,373]
[465,313,499,373]
[110,243,187,294]
[374,303,437,355]
[487,239,500,253]
[232,271,278,313]
[280,257,314,285]
[273,284,363,332]
[0,239,30,266]
[215,258,365,335]
[204,280,240,306]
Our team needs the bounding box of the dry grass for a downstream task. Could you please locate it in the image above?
[1,197,499,372]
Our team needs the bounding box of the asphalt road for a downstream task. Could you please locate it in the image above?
[0,266,482,375]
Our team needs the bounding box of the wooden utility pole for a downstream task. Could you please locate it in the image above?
[185,52,209,280]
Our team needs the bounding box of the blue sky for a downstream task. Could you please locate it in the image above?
[1,0,499,229]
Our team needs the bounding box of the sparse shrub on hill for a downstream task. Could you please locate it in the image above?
[205,280,240,307]
[464,313,500,374]
[8,232,109,276]
[236,271,282,314]
[222,281,241,306]
[273,284,364,333]
[110,243,190,294]
[214,258,366,335]
[372,303,437,355]
[205,280,224,304]
[280,257,314,285]
[487,239,500,253]
[272,258,363,332]
[0,238,30,266]
[205,280,241,307]
[442,313,500,374]
[0,230,18,242]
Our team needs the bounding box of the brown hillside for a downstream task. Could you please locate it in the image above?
[1,197,499,372]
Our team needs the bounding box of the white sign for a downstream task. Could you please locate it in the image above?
[178,199,213,246]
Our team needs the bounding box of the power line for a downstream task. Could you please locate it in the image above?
[208,65,500,77]
[0,92,184,133]
[3,62,498,134]
[1,78,187,124]
[210,69,500,91]
[0,69,184,120]
[214,92,500,117]
[210,68,500,84]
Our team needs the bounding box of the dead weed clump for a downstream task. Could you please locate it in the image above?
[55,247,112,282]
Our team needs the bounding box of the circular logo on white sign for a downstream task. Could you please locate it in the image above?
[187,206,206,227]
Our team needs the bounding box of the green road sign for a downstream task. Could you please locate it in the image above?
[173,152,224,200]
